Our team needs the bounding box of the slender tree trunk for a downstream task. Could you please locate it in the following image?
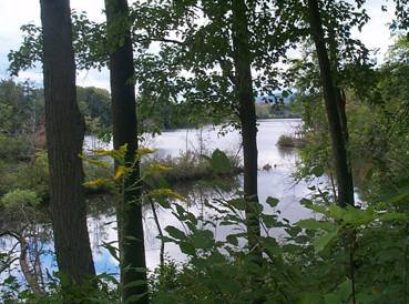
[307,0,354,206]
[40,0,95,288]
[231,0,261,251]
[104,1,148,303]
[19,233,46,297]
[328,26,352,157]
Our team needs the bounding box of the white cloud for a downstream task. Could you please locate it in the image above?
[0,0,107,87]
[0,1,400,87]
[77,68,111,90]
[356,0,396,62]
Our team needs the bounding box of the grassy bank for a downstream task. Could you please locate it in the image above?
[277,134,306,148]
[0,147,242,205]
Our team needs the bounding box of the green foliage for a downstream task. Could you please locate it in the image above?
[143,149,240,186]
[0,79,43,140]
[255,102,301,119]
[146,188,409,303]
[77,86,112,137]
[1,189,40,208]
[0,272,120,304]
[0,151,49,199]
[295,36,409,202]
[296,197,409,303]
[206,149,233,175]
[0,134,32,162]
[4,2,409,303]
[277,134,306,148]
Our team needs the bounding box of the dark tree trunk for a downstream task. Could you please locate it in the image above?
[40,0,95,288]
[307,0,354,206]
[104,0,148,303]
[231,0,261,250]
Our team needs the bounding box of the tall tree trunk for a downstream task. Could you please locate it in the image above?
[231,0,261,250]
[307,0,354,206]
[104,1,148,303]
[40,0,95,288]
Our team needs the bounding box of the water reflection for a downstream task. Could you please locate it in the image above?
[2,119,321,280]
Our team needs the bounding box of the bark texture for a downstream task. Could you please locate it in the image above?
[40,0,95,286]
[231,0,261,249]
[104,0,148,303]
[307,0,355,206]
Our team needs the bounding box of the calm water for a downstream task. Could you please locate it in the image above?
[3,119,325,282]
[84,119,323,273]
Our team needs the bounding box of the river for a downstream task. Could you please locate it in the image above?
[2,119,324,282]
[84,119,322,273]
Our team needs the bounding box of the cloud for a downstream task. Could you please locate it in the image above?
[77,68,111,90]
[0,1,399,88]
[0,0,108,87]
[356,0,396,62]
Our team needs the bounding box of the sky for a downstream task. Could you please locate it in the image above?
[0,0,397,91]
[0,0,109,89]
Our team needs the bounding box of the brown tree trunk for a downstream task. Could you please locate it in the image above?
[40,0,95,288]
[231,0,261,251]
[19,234,46,297]
[307,0,354,207]
[104,0,148,303]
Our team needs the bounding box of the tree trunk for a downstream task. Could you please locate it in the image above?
[231,0,261,250]
[40,0,95,288]
[104,1,148,303]
[307,0,354,206]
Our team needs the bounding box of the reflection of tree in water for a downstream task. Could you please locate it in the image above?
[0,177,241,287]
[86,194,117,254]
[175,177,240,209]
[277,145,297,160]
[142,177,240,267]
[0,203,52,296]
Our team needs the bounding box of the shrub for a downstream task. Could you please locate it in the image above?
[1,189,40,208]
[277,134,306,148]
[0,152,49,199]
[0,134,32,161]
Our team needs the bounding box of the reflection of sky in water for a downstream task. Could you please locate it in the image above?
[3,119,326,281]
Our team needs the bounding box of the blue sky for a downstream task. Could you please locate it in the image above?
[0,0,396,91]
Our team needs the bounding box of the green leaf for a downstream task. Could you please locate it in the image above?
[101,241,120,262]
[157,198,171,209]
[378,212,408,222]
[266,196,279,208]
[228,198,246,211]
[262,214,278,228]
[337,279,352,301]
[298,292,324,304]
[324,293,341,304]
[179,241,196,255]
[209,149,232,174]
[323,279,351,304]
[226,234,239,246]
[124,292,148,304]
[312,166,324,177]
[313,230,338,253]
[190,230,214,250]
[165,226,186,240]
[297,219,335,232]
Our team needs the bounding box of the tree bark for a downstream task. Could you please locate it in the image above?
[231,0,261,250]
[19,233,46,297]
[40,0,95,288]
[104,0,148,303]
[307,0,355,206]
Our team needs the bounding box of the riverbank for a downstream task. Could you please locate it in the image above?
[277,134,306,148]
[84,148,243,194]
